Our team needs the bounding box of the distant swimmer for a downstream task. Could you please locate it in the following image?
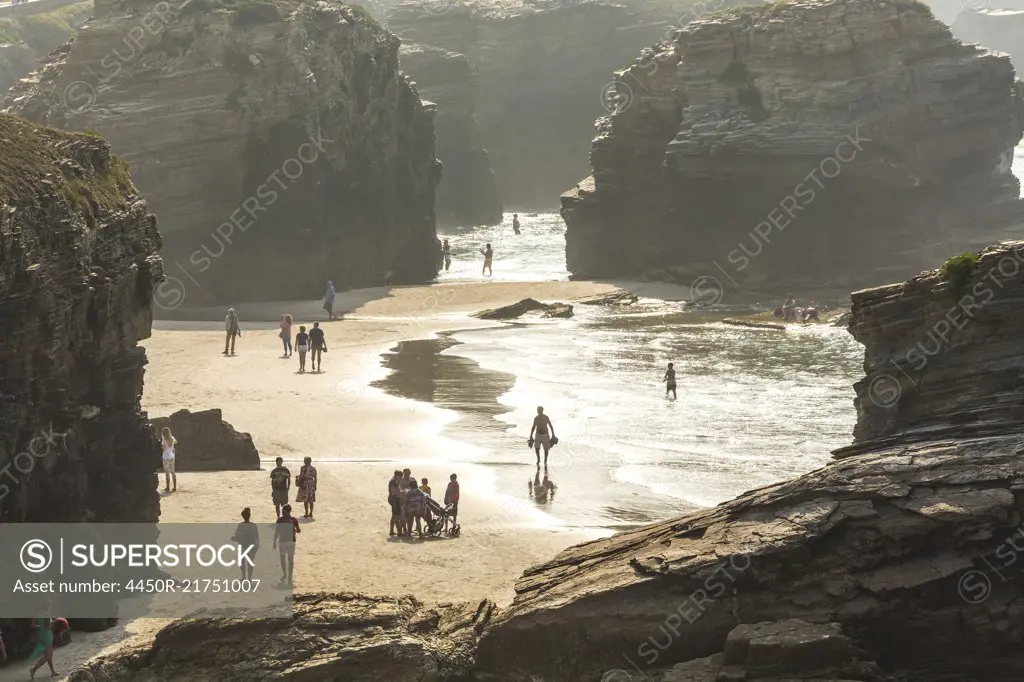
[481,243,493,277]
[512,214,521,235]
[529,406,556,467]
[664,362,677,399]
[442,239,452,272]
[782,295,796,322]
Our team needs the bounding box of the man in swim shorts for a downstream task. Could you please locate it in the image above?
[529,406,556,467]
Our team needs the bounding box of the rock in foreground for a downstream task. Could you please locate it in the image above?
[6,1,442,304]
[562,0,1024,291]
[0,113,162,526]
[150,409,259,471]
[67,593,490,682]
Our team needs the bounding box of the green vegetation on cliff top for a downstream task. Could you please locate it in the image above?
[226,0,380,27]
[0,0,91,52]
[938,252,979,294]
[0,115,134,223]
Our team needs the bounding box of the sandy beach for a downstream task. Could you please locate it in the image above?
[0,280,628,681]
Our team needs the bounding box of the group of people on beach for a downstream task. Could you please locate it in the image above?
[439,213,521,277]
[219,280,335,373]
[387,469,460,538]
[221,456,321,586]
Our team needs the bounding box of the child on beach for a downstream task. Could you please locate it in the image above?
[295,326,309,373]
[420,478,431,496]
[664,362,677,400]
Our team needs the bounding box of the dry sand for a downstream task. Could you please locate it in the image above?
[1,280,631,681]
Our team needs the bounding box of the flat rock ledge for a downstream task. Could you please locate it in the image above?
[67,593,492,682]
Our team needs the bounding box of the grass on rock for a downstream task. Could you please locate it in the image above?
[0,115,134,222]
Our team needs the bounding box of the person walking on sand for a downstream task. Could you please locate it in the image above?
[273,504,300,585]
[224,307,241,355]
[296,456,317,518]
[309,321,327,373]
[279,314,293,358]
[664,362,677,399]
[442,239,452,272]
[481,243,493,277]
[270,456,291,517]
[444,473,459,524]
[28,613,56,679]
[160,427,177,492]
[324,281,337,320]
[529,406,556,467]
[295,325,310,373]
[232,507,260,580]
[512,214,521,235]
[388,470,403,537]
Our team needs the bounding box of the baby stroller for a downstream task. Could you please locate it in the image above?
[425,496,461,537]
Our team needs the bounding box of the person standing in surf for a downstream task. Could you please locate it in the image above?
[442,239,452,272]
[529,406,556,467]
[664,362,677,399]
[481,243,493,277]
[512,214,521,235]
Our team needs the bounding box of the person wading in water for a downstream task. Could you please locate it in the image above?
[512,214,521,235]
[664,362,677,399]
[481,243,493,277]
[529,406,556,468]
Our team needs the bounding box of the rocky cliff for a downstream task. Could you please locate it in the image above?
[0,0,92,94]
[5,0,441,305]
[562,0,1024,291]
[386,0,658,211]
[400,41,501,225]
[0,113,162,525]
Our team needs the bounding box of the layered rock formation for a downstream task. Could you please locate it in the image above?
[386,0,658,210]
[0,0,92,94]
[66,593,489,681]
[562,0,1024,291]
[5,1,441,304]
[149,409,259,471]
[400,42,502,225]
[0,113,162,526]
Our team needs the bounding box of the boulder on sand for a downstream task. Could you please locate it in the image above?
[473,298,573,320]
[150,409,259,471]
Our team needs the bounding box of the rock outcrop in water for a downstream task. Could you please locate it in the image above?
[399,42,502,225]
[149,409,259,471]
[51,244,1024,680]
[0,113,162,526]
[562,0,1024,292]
[386,0,657,210]
[5,1,441,305]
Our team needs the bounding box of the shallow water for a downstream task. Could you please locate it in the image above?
[369,216,865,528]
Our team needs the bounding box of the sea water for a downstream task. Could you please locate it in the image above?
[421,214,865,528]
